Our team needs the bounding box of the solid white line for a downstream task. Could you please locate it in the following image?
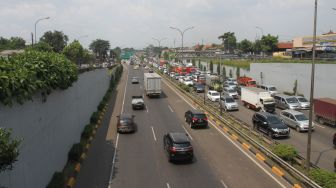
[108,133,119,186]
[166,183,171,188]
[146,107,149,113]
[151,126,157,141]
[168,105,174,112]
[181,125,193,140]
[162,76,287,188]
[121,65,129,113]
[221,180,229,188]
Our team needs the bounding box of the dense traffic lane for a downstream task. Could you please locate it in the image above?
[193,87,336,171]
[110,65,289,188]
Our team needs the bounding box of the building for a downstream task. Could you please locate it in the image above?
[292,30,336,58]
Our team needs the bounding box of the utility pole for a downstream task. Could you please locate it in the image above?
[31,33,34,46]
[306,0,318,171]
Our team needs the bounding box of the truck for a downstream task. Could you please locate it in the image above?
[132,96,145,110]
[144,73,161,97]
[241,87,275,113]
[205,74,220,90]
[314,98,336,126]
[238,76,257,87]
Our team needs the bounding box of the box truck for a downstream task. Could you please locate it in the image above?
[314,98,336,126]
[144,73,161,97]
[241,87,275,113]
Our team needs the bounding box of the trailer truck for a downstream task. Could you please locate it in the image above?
[241,87,275,113]
[314,98,336,126]
[144,73,161,97]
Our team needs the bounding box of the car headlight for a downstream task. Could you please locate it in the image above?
[272,128,279,132]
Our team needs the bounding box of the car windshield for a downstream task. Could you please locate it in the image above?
[173,142,191,148]
[228,82,235,85]
[267,116,282,124]
[286,97,299,104]
[269,87,276,91]
[196,85,204,88]
[225,98,235,103]
[297,97,308,102]
[228,89,235,93]
[211,92,219,96]
[194,114,206,119]
[120,118,132,125]
[295,114,308,121]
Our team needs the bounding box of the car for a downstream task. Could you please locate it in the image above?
[223,81,237,90]
[131,96,145,110]
[225,77,238,85]
[149,68,154,73]
[193,83,205,93]
[207,90,220,102]
[280,110,314,132]
[295,96,310,110]
[184,110,208,128]
[163,69,168,74]
[273,94,300,110]
[223,88,238,99]
[117,114,136,133]
[252,112,290,138]
[258,84,278,96]
[183,78,193,86]
[220,96,239,111]
[133,65,139,70]
[163,132,193,162]
[131,77,139,84]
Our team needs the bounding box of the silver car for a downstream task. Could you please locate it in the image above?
[223,88,238,99]
[295,96,310,110]
[220,96,239,111]
[280,110,315,132]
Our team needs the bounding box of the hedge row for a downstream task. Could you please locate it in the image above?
[0,50,78,106]
[46,64,123,188]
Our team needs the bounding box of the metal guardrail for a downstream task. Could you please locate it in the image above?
[160,72,322,188]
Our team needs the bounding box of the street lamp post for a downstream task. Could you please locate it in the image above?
[169,26,194,64]
[256,26,264,57]
[306,0,318,171]
[152,37,166,62]
[34,17,50,44]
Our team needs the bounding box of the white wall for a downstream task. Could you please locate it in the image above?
[0,69,110,188]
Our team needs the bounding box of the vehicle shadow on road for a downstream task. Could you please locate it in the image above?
[313,147,335,167]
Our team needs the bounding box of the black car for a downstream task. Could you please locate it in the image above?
[117,114,136,133]
[185,110,208,128]
[193,84,205,93]
[252,112,290,138]
[163,132,193,162]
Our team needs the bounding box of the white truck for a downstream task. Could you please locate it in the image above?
[241,87,275,113]
[144,73,161,97]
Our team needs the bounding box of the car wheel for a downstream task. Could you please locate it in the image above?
[189,122,194,129]
[185,117,188,122]
[268,131,273,138]
[296,126,301,132]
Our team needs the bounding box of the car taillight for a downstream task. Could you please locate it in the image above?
[169,147,177,153]
[203,117,208,121]
[192,117,198,122]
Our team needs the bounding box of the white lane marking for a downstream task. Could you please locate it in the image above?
[221,179,229,188]
[151,126,157,141]
[210,119,287,188]
[166,183,171,188]
[121,65,129,113]
[146,107,149,113]
[168,105,174,112]
[163,77,287,188]
[108,133,119,186]
[140,85,143,89]
[181,125,193,140]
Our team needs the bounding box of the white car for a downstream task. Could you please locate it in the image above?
[183,78,193,86]
[163,69,168,74]
[207,90,220,102]
[220,96,239,111]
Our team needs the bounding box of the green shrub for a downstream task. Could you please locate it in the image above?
[46,172,65,188]
[81,124,94,139]
[90,112,99,124]
[98,101,105,111]
[271,144,298,162]
[0,128,22,172]
[309,168,336,188]
[68,143,83,162]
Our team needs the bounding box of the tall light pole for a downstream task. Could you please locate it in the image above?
[306,0,318,171]
[34,17,50,44]
[169,26,194,64]
[152,37,166,59]
[255,26,264,37]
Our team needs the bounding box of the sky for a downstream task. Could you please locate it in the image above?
[0,0,335,49]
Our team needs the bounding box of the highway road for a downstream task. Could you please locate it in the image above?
[191,82,336,171]
[108,65,290,188]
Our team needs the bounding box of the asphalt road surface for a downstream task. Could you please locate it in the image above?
[107,65,290,188]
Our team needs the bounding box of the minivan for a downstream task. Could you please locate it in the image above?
[259,84,278,96]
[273,94,300,110]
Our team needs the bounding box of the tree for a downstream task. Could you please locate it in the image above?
[209,61,213,73]
[192,59,195,66]
[29,41,53,52]
[0,36,26,51]
[0,128,21,172]
[217,63,220,75]
[163,52,169,60]
[260,34,278,54]
[218,32,237,53]
[252,39,263,54]
[222,67,226,78]
[229,69,233,78]
[203,66,206,71]
[63,40,84,65]
[40,30,69,53]
[82,49,95,64]
[89,39,110,62]
[236,67,240,78]
[293,80,298,95]
[198,59,201,68]
[238,39,253,53]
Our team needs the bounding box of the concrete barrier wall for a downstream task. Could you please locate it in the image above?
[0,69,110,188]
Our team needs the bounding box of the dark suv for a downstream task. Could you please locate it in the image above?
[252,112,290,138]
[163,132,193,162]
[184,110,208,128]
